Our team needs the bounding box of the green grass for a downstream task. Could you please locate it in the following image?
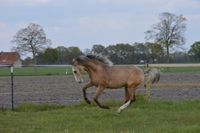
[0,67,73,76]
[160,67,200,73]
[1,96,200,133]
[0,66,200,76]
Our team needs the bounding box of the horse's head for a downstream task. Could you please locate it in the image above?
[72,58,85,83]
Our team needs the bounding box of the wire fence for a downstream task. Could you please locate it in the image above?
[0,63,200,110]
[0,65,72,110]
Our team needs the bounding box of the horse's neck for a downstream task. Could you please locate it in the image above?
[84,62,105,79]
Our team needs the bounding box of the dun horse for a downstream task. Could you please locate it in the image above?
[72,55,159,113]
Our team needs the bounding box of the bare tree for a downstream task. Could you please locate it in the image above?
[145,12,187,63]
[12,23,51,64]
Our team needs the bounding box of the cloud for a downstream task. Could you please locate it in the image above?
[77,16,130,32]
[0,22,7,28]
[48,26,62,32]
[0,22,16,41]
[186,14,200,34]
[0,0,51,6]
[0,22,15,51]
[89,0,200,12]
[93,0,199,6]
[0,0,199,51]
[160,0,200,12]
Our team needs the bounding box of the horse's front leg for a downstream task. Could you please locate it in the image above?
[94,86,109,109]
[82,82,93,104]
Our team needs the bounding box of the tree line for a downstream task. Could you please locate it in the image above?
[11,12,200,65]
[21,42,200,65]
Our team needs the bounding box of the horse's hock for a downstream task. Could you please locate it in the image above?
[0,73,200,108]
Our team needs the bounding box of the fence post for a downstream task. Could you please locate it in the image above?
[11,66,14,110]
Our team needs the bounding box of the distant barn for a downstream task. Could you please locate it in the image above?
[0,52,22,67]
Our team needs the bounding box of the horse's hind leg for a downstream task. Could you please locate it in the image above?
[124,87,129,103]
[128,87,136,103]
[118,86,136,113]
[82,82,93,104]
[94,86,109,109]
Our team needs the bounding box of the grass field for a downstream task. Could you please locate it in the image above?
[160,67,200,73]
[0,67,73,76]
[0,66,200,76]
[0,96,200,133]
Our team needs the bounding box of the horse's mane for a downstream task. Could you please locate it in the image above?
[86,54,113,66]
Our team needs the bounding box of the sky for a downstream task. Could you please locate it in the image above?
[0,0,200,53]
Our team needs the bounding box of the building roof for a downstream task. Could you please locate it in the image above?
[0,52,20,65]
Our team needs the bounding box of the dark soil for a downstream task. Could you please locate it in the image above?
[0,73,200,108]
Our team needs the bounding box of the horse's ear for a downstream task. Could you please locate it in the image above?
[72,58,78,66]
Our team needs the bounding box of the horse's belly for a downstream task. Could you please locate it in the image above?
[106,80,126,89]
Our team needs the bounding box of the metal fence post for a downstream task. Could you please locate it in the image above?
[11,66,14,110]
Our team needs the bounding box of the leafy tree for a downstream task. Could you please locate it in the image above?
[106,43,135,64]
[22,57,33,65]
[146,42,164,63]
[12,23,51,64]
[145,12,187,63]
[42,48,59,64]
[56,46,68,64]
[188,41,200,62]
[173,51,190,63]
[91,44,107,55]
[133,43,149,63]
[83,48,92,55]
[66,47,83,64]
[35,46,82,64]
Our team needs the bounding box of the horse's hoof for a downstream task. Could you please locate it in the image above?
[85,99,91,104]
[117,108,122,114]
[101,106,110,109]
[86,101,91,104]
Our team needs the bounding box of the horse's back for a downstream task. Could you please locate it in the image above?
[108,65,143,77]
[125,66,144,86]
[104,65,144,88]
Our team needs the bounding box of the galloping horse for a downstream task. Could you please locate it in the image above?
[72,54,146,113]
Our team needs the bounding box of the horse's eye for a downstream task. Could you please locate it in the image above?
[73,71,77,74]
